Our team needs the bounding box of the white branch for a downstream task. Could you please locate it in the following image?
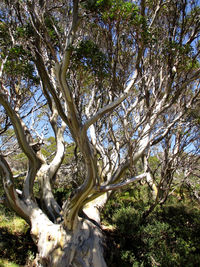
[149,0,163,28]
[98,173,147,192]
[82,71,138,133]
[151,112,184,146]
[0,55,8,78]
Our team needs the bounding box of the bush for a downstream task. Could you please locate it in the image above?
[112,206,140,235]
[103,193,200,267]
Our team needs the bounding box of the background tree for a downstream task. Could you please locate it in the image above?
[141,100,200,221]
[0,0,200,266]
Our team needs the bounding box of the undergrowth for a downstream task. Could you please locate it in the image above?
[0,206,36,267]
[0,184,200,266]
[102,187,200,267]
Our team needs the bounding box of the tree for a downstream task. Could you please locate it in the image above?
[0,0,199,266]
[140,101,200,221]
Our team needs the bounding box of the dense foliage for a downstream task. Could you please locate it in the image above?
[102,188,200,267]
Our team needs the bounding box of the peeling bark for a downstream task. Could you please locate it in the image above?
[31,214,107,267]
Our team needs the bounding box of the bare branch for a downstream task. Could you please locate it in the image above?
[49,121,66,181]
[82,71,138,133]
[151,112,184,146]
[0,155,31,223]
[98,173,147,192]
[149,0,163,29]
[0,94,40,165]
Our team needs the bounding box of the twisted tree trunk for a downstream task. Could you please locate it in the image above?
[31,210,106,267]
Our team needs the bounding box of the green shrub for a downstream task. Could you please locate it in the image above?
[103,193,200,267]
[140,220,178,266]
[112,206,140,235]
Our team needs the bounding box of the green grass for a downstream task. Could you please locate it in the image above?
[0,206,36,266]
[0,259,21,267]
[0,212,28,233]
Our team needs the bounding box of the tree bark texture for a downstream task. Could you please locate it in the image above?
[31,214,106,267]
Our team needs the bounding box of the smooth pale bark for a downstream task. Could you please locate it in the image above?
[0,153,107,267]
[30,211,107,267]
[83,193,110,225]
[37,164,61,222]
[146,172,158,200]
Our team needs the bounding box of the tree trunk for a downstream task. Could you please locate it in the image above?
[31,210,107,267]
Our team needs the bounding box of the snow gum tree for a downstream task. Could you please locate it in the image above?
[0,0,199,266]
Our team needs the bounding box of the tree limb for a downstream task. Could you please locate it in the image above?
[98,173,147,192]
[82,71,138,133]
